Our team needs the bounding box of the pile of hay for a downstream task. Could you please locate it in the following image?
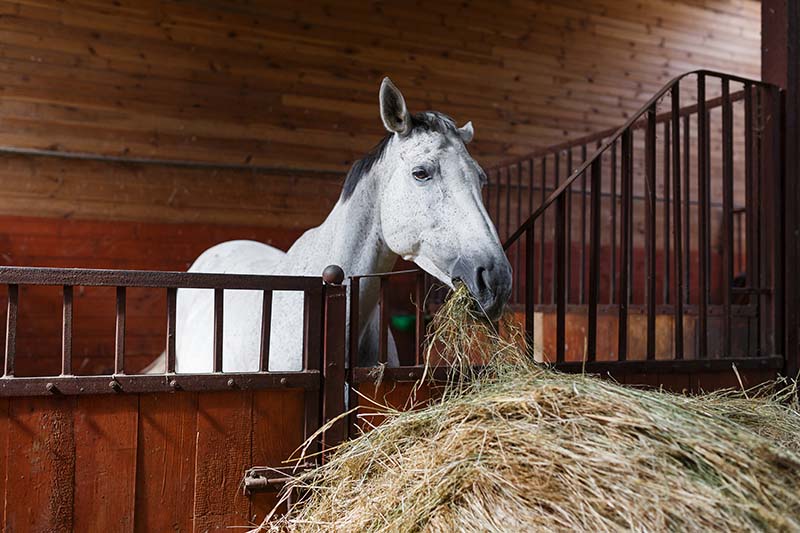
[258,287,800,532]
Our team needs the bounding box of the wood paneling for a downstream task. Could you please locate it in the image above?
[135,392,198,533]
[0,388,307,532]
[0,0,760,226]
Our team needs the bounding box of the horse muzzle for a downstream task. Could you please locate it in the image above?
[450,255,512,321]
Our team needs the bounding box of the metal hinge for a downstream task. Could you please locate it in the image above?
[242,463,314,495]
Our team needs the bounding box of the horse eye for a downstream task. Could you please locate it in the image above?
[412,168,430,181]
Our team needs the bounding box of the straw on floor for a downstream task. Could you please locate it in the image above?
[256,286,800,532]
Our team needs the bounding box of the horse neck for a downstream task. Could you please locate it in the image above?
[314,165,397,339]
[284,160,397,323]
[314,178,395,275]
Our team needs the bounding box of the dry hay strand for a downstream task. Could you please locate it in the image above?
[257,285,800,532]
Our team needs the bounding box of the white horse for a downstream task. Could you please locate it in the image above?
[165,78,511,373]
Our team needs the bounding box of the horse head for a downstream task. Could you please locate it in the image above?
[369,77,512,320]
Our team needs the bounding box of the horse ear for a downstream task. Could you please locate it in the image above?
[458,121,474,144]
[379,77,411,135]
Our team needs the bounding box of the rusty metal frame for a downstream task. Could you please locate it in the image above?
[0,266,345,401]
[487,70,784,370]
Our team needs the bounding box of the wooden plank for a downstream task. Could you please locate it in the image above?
[134,392,198,533]
[356,380,434,431]
[0,0,760,197]
[73,394,138,533]
[193,391,253,532]
[5,396,75,532]
[249,389,306,523]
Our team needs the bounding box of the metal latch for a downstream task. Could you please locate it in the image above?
[243,463,314,495]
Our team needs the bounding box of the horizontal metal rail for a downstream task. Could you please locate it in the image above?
[0,370,320,397]
[0,266,321,290]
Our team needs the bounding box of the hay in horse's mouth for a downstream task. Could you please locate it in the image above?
[255,287,800,532]
[449,278,498,324]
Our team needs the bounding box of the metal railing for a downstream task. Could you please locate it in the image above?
[0,264,350,451]
[494,70,785,368]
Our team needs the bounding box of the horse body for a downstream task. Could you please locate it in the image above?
[170,78,511,374]
[175,194,400,372]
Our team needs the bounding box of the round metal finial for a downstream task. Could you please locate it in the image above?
[322,265,345,285]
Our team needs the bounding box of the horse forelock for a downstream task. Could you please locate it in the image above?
[340,111,461,201]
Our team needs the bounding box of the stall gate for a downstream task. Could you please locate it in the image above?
[0,266,347,532]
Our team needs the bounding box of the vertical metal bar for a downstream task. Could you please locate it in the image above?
[61,285,73,376]
[672,86,685,360]
[3,284,17,377]
[349,277,360,369]
[618,130,633,361]
[166,287,177,373]
[514,163,522,303]
[610,141,618,304]
[769,86,786,362]
[580,144,588,305]
[379,276,388,364]
[486,169,494,222]
[555,194,566,363]
[587,159,602,362]
[722,78,734,357]
[566,149,573,304]
[528,159,535,219]
[539,157,546,304]
[415,271,425,366]
[745,84,756,293]
[504,166,511,242]
[525,159,534,310]
[627,130,635,306]
[756,87,765,356]
[494,168,501,231]
[525,226,535,357]
[683,114,691,304]
[115,286,126,374]
[736,213,744,273]
[347,277,360,439]
[552,152,560,305]
[663,121,671,304]
[321,278,347,456]
[4,284,17,376]
[259,290,273,372]
[645,106,657,360]
[213,288,224,372]
[302,284,324,455]
[697,73,709,358]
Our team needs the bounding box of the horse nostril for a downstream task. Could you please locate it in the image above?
[475,266,489,292]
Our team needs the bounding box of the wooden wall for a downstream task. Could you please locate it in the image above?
[0,0,761,228]
[0,389,306,532]
[0,214,302,375]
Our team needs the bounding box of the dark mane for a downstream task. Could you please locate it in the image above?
[340,111,459,201]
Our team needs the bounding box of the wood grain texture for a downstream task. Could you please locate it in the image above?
[0,389,315,531]
[0,399,7,533]
[135,392,198,533]
[249,389,305,524]
[73,394,139,533]
[193,391,253,532]
[0,0,760,226]
[5,396,76,533]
